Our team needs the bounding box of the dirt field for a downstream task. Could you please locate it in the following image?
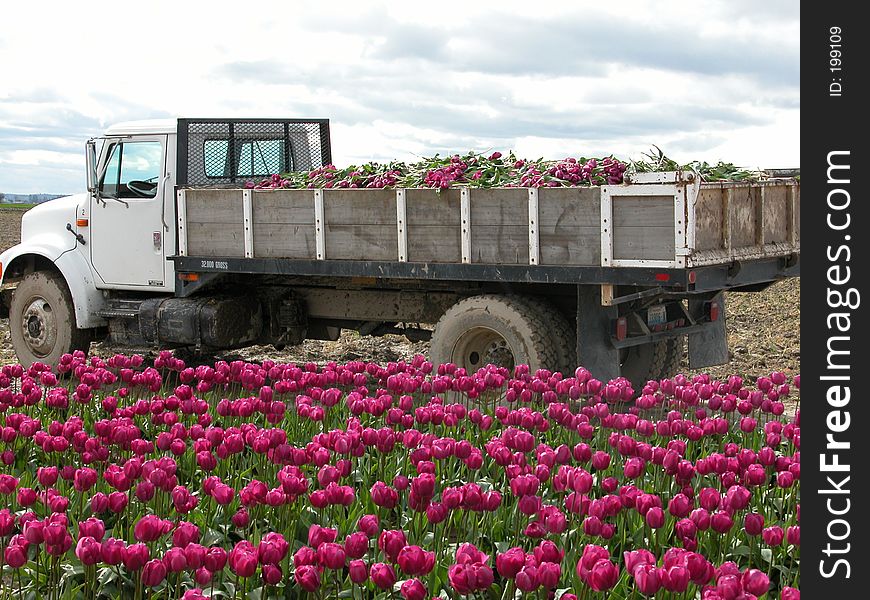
[0,206,799,384]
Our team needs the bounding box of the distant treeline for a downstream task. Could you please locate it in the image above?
[0,193,66,204]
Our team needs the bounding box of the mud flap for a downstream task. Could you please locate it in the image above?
[687,292,728,368]
[576,285,620,382]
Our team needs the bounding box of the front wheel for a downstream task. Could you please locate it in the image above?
[9,271,92,367]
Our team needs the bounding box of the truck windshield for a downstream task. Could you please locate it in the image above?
[101,141,163,198]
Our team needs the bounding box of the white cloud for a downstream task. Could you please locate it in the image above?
[0,0,799,193]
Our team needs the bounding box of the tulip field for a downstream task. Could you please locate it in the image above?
[0,351,799,599]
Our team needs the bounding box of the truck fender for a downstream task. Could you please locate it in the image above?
[0,240,107,329]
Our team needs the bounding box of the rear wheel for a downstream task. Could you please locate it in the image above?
[521,297,576,376]
[620,337,683,387]
[429,295,563,374]
[9,271,91,367]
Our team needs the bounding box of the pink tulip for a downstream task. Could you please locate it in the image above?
[295,564,321,592]
[398,545,435,576]
[349,559,368,583]
[782,586,801,599]
[318,542,346,570]
[633,564,662,596]
[141,559,167,586]
[588,559,619,592]
[400,578,428,600]
[370,562,397,589]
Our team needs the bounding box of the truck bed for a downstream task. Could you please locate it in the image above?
[176,172,799,274]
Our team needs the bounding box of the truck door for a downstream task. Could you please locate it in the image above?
[90,136,171,289]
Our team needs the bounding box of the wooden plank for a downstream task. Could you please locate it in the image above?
[186,222,245,257]
[538,188,600,229]
[729,186,757,248]
[323,189,397,224]
[601,284,614,306]
[405,189,462,224]
[252,190,315,224]
[536,188,601,266]
[471,225,530,264]
[791,185,800,243]
[324,224,398,261]
[611,196,675,261]
[612,196,675,227]
[539,228,600,265]
[613,226,675,261]
[185,189,243,224]
[756,186,766,246]
[407,227,463,263]
[693,186,724,252]
[469,188,528,225]
[405,189,462,263]
[322,189,397,261]
[252,224,316,258]
[762,185,789,244]
[469,189,533,264]
[723,187,733,253]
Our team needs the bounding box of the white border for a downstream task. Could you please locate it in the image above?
[600,183,687,268]
[242,189,254,258]
[176,189,188,256]
[396,188,407,262]
[314,189,325,260]
[460,187,471,264]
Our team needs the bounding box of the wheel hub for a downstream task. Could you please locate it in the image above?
[20,296,57,358]
[453,327,516,372]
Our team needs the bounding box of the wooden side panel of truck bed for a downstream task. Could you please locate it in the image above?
[178,177,799,270]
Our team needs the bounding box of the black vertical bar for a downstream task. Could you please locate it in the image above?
[228,121,236,184]
[320,120,332,167]
[283,122,291,172]
[176,118,188,186]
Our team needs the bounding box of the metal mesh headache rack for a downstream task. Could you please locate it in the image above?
[176,118,332,187]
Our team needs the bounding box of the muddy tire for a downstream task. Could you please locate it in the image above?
[520,297,576,376]
[620,337,684,387]
[9,271,91,367]
[429,295,564,373]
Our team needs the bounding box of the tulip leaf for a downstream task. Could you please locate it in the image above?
[202,528,227,546]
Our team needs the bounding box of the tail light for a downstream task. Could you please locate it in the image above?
[614,316,628,341]
[178,273,200,282]
[707,300,720,322]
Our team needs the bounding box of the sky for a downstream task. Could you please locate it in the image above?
[0,0,799,195]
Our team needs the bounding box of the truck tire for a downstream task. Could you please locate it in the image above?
[9,271,91,367]
[620,337,683,387]
[429,295,561,373]
[520,297,576,376]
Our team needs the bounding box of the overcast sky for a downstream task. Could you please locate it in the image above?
[0,0,799,195]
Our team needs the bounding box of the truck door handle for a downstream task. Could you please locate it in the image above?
[66,223,87,245]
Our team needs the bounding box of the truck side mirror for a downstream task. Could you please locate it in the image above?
[86,140,98,193]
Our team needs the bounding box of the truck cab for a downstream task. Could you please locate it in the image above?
[0,118,331,365]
